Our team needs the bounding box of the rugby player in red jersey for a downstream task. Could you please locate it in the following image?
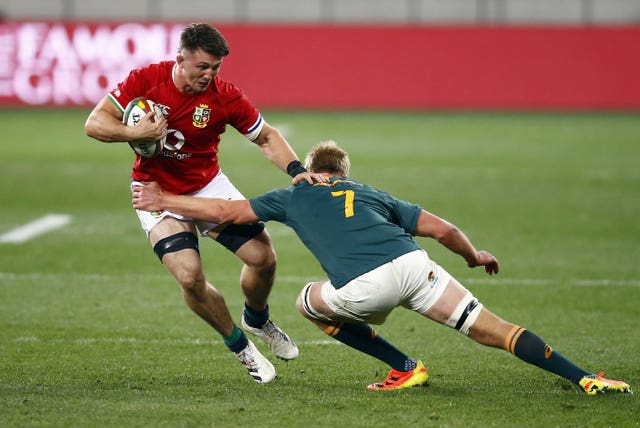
[85,23,325,383]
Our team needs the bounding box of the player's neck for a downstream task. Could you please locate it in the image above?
[172,63,197,94]
[320,173,344,180]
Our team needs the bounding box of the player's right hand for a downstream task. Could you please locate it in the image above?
[131,111,167,142]
[132,181,165,212]
[468,250,499,275]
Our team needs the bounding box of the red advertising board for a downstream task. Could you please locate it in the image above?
[1,22,639,110]
[0,22,184,107]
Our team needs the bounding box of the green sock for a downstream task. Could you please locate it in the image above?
[223,326,249,354]
[508,327,590,385]
[325,322,416,372]
[243,304,269,328]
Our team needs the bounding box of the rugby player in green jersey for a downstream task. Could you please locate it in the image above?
[132,140,631,395]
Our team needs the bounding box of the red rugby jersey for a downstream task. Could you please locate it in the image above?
[109,61,264,194]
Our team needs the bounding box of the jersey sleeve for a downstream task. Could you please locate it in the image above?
[107,67,150,113]
[218,80,264,141]
[376,189,423,235]
[249,188,291,222]
[106,62,171,113]
[393,199,423,235]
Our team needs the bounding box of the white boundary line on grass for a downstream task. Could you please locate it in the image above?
[12,336,340,346]
[0,272,638,288]
[464,277,640,287]
[0,214,72,244]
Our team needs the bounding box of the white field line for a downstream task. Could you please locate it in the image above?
[0,214,72,243]
[0,272,638,288]
[465,278,640,287]
[12,336,339,347]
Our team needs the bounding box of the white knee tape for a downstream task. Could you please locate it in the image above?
[299,282,331,322]
[445,291,483,336]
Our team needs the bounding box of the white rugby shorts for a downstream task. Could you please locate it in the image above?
[320,249,452,324]
[131,170,246,237]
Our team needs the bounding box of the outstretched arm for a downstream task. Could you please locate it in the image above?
[253,123,327,185]
[414,210,499,275]
[132,182,259,224]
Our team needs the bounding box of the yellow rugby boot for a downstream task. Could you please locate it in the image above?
[579,372,632,395]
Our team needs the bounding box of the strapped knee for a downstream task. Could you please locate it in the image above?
[153,231,199,263]
[446,291,484,336]
[299,282,331,322]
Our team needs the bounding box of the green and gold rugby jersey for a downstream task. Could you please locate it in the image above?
[249,176,421,289]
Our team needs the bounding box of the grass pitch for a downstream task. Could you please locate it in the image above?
[1,109,638,427]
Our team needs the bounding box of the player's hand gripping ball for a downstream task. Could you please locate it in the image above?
[122,97,166,157]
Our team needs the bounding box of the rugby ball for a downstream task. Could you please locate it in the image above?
[122,97,166,158]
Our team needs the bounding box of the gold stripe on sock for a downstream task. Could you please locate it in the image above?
[323,322,343,337]
[505,326,525,354]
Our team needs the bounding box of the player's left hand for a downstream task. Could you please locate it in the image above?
[292,171,329,185]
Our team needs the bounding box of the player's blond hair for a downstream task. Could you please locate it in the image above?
[304,140,350,176]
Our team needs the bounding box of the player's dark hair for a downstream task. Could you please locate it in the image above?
[180,23,230,57]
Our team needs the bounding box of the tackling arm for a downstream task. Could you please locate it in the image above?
[132,182,259,224]
[414,210,499,275]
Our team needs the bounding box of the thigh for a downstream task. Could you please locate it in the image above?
[209,228,275,267]
[394,250,451,313]
[149,216,197,247]
[421,278,469,324]
[192,171,248,236]
[323,263,400,324]
[132,181,194,236]
[148,217,204,279]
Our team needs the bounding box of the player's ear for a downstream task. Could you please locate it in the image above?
[176,54,184,67]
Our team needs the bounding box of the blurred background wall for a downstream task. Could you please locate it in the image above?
[1,0,639,110]
[2,0,639,24]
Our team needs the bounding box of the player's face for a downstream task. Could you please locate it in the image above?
[177,48,223,94]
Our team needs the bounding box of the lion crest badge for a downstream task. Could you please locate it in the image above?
[192,104,211,128]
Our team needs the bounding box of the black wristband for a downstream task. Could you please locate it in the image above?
[286,160,307,177]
